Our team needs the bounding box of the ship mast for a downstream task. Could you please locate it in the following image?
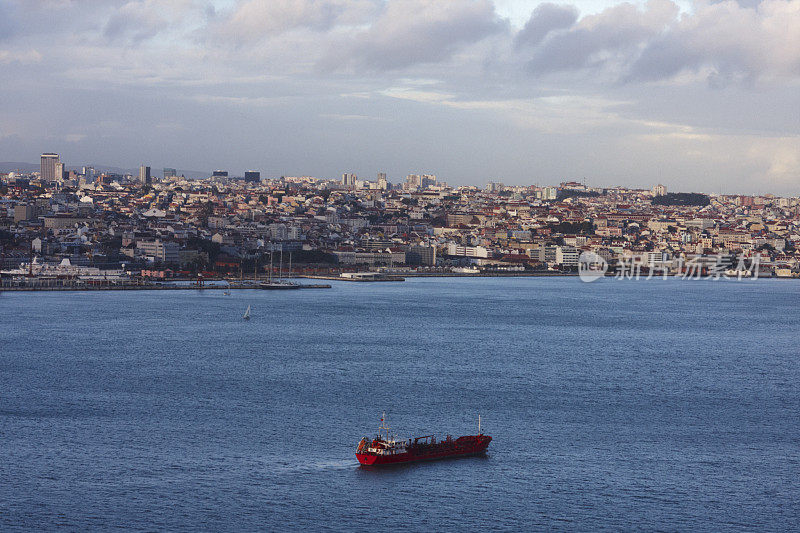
[379,412,390,440]
[478,414,481,435]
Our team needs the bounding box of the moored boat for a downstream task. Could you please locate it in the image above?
[356,414,491,466]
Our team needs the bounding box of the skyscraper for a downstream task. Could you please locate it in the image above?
[341,173,356,188]
[244,171,261,183]
[40,153,59,182]
[139,165,151,185]
[54,162,65,181]
[163,168,177,178]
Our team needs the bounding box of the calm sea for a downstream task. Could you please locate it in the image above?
[1,277,799,531]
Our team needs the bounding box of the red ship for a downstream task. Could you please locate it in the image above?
[356,414,492,466]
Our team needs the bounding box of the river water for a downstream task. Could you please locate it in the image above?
[1,277,799,531]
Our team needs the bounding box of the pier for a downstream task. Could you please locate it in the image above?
[301,274,405,282]
[0,279,331,291]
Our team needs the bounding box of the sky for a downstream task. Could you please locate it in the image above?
[0,0,798,194]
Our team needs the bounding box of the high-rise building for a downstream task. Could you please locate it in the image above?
[405,174,421,190]
[244,171,261,183]
[163,168,177,178]
[341,173,357,188]
[377,172,388,190]
[41,153,59,182]
[406,244,436,266]
[652,184,667,196]
[54,162,65,182]
[139,165,151,185]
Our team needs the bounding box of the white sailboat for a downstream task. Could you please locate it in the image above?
[243,305,251,320]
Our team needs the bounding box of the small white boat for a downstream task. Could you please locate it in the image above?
[243,305,251,320]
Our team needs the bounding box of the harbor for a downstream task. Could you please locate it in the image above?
[0,278,331,291]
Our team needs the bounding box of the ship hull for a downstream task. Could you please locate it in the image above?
[356,435,491,466]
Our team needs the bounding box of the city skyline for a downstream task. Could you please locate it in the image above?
[0,151,794,197]
[1,1,798,195]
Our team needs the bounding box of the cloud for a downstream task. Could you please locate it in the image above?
[0,0,798,194]
[516,0,800,85]
[207,0,379,44]
[322,0,507,71]
[0,2,19,41]
[103,0,197,43]
[319,113,386,121]
[514,3,577,50]
[628,0,800,84]
[524,0,680,76]
[0,48,43,64]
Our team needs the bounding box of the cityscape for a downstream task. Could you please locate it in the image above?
[1,151,797,287]
[3,1,800,531]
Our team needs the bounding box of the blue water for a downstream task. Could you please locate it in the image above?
[2,277,799,531]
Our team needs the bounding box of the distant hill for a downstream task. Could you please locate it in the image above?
[0,162,210,179]
[0,162,39,173]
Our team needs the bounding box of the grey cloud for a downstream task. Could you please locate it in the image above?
[525,1,678,75]
[0,3,19,40]
[104,14,161,43]
[206,0,380,45]
[624,37,699,82]
[514,3,577,50]
[710,0,762,7]
[521,0,800,86]
[626,0,800,85]
[322,0,506,71]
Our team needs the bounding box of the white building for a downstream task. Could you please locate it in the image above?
[446,244,489,258]
[542,187,558,201]
[136,239,180,264]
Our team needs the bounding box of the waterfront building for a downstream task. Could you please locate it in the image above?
[407,245,437,266]
[446,244,489,258]
[333,250,406,266]
[135,239,180,264]
[555,246,580,267]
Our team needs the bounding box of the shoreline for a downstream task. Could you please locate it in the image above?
[0,271,788,291]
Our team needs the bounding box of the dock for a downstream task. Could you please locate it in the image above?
[0,280,331,291]
[301,274,405,282]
